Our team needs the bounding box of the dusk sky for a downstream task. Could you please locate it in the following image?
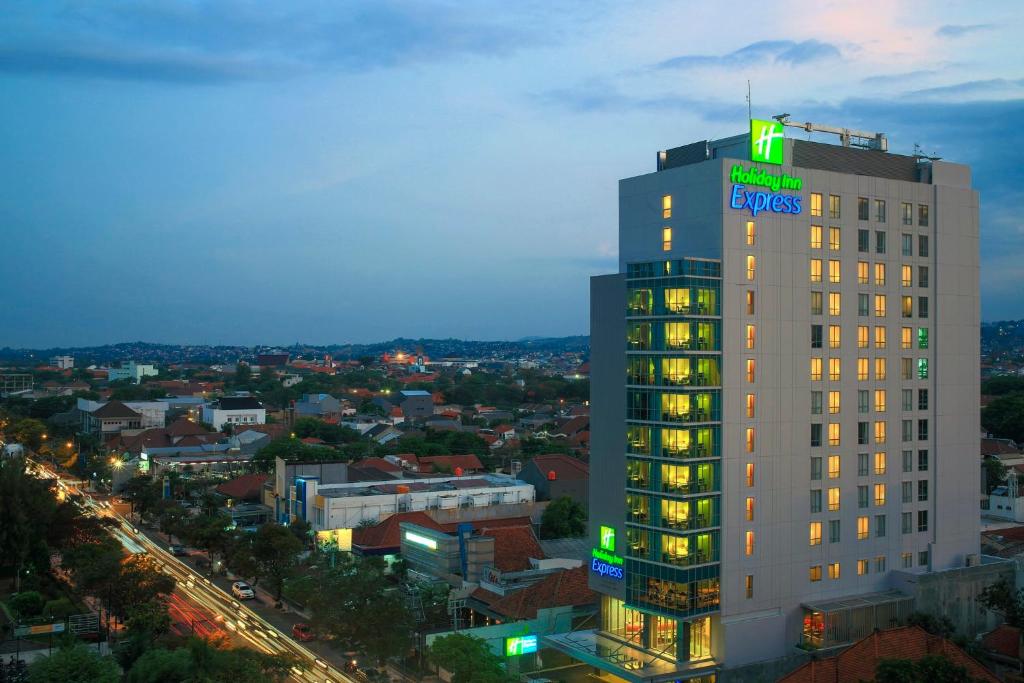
[2,1,1022,348]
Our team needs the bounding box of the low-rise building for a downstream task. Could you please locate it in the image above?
[399,390,434,420]
[79,398,169,436]
[50,355,74,369]
[293,393,343,421]
[518,453,589,506]
[202,396,266,430]
[106,361,158,384]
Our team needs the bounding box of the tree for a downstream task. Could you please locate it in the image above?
[234,362,252,387]
[252,523,303,601]
[10,417,48,450]
[126,637,296,683]
[28,642,120,683]
[429,633,513,683]
[983,456,1008,494]
[875,654,979,682]
[9,590,46,618]
[182,512,233,565]
[539,496,587,539]
[982,394,1024,443]
[157,501,187,543]
[0,458,59,589]
[907,611,955,638]
[121,476,162,520]
[979,577,1024,627]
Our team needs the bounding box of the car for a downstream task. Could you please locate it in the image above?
[231,581,255,600]
[291,623,316,642]
[169,544,188,556]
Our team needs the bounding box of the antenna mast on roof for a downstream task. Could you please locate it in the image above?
[746,80,752,120]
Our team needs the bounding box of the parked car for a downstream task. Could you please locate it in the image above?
[231,581,255,600]
[169,544,188,556]
[291,623,316,642]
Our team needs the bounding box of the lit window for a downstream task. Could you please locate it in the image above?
[746,290,755,315]
[901,296,913,318]
[902,265,912,287]
[746,428,755,453]
[746,359,756,383]
[858,261,869,284]
[829,260,841,283]
[828,422,841,447]
[809,522,822,546]
[829,292,841,316]
[810,259,822,283]
[810,565,822,582]
[662,194,672,219]
[875,294,886,318]
[918,327,929,349]
[810,358,822,381]
[874,326,886,349]
[746,497,755,522]
[745,531,755,556]
[858,326,869,348]
[746,393,755,418]
[829,226,841,251]
[828,562,840,579]
[829,325,841,349]
[746,324,756,349]
[746,255,756,281]
[810,193,822,217]
[828,391,840,414]
[875,357,886,380]
[857,358,869,381]
[828,487,840,511]
[829,358,841,381]
[829,195,841,220]
[874,483,886,506]
[872,262,884,286]
[874,389,886,413]
[857,516,869,540]
[828,454,840,479]
[874,451,886,475]
[918,358,928,379]
[874,421,886,444]
[901,327,912,349]
[810,225,822,249]
[746,463,755,487]
[662,227,672,252]
[746,221,756,246]
[745,575,754,599]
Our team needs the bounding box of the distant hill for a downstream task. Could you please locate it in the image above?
[982,319,1024,355]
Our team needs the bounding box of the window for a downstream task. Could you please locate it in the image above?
[829,325,841,349]
[810,565,822,582]
[857,559,869,576]
[662,227,672,252]
[918,449,929,471]
[918,480,929,502]
[918,419,929,441]
[747,359,756,383]
[871,263,885,287]
[902,552,912,567]
[902,389,912,411]
[662,194,672,219]
[858,260,869,284]
[875,294,887,318]
[746,463,755,487]
[810,258,822,282]
[875,326,886,349]
[857,516,869,540]
[828,562,840,580]
[857,293,871,317]
[810,358,823,382]
[858,421,869,445]
[875,200,886,222]
[918,510,928,532]
[811,291,823,315]
[829,259,841,284]
[876,555,887,572]
[746,255,756,281]
[828,422,841,447]
[918,358,929,379]
[745,575,754,599]
[875,515,887,538]
[858,229,870,253]
[874,389,886,413]
[858,390,869,414]
[829,358,841,381]
[874,483,886,506]
[902,512,912,534]
[875,357,887,381]
[918,327,929,349]
[810,193,822,217]
[746,427,755,453]
[810,225,823,249]
[901,296,913,318]
[874,421,887,444]
[745,531,754,556]
[811,456,822,480]
[811,423,822,447]
[918,297,928,319]
[901,233,913,257]
[858,326,869,348]
[829,519,841,543]
[901,358,913,380]
[746,393,756,418]
[919,550,929,567]
[875,231,886,254]
[828,487,840,511]
[857,358,869,381]
[918,235,929,258]
[901,202,912,225]
[746,221,756,246]
[746,497,755,521]
[810,489,822,513]
[809,521,822,546]
[902,419,913,442]
[858,485,869,508]
[746,290,755,315]
[858,197,869,220]
[828,454,841,479]
[828,390,840,414]
[902,450,913,472]
[874,451,887,475]
[901,327,912,349]
[829,226,841,251]
[918,389,928,410]
[829,195,840,219]
[858,452,869,476]
[902,481,912,503]
[811,324,823,349]
[829,292,841,316]
[746,324,756,349]
[918,204,929,226]
[918,266,929,288]
[811,391,823,415]
[902,265,912,287]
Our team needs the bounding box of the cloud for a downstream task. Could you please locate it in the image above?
[935,24,994,38]
[656,39,840,70]
[861,70,939,86]
[0,1,541,84]
[535,81,744,119]
[905,78,1024,98]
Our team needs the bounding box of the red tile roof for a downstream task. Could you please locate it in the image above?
[555,415,589,437]
[982,437,1021,456]
[529,454,589,480]
[419,454,484,472]
[352,512,445,551]
[300,437,326,445]
[479,525,544,572]
[779,626,999,683]
[351,457,402,473]
[981,624,1020,660]
[215,474,270,501]
[91,400,141,419]
[167,418,211,437]
[474,566,596,620]
[234,424,288,440]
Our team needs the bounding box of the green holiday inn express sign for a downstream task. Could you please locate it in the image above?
[729,118,804,216]
[750,118,785,165]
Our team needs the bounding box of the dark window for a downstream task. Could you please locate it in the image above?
[918,205,929,227]
[875,231,886,254]
[858,229,870,252]
[902,234,913,256]
[918,480,928,502]
[811,325,823,348]
[901,202,912,225]
[858,293,869,316]
[917,389,928,410]
[811,424,822,448]
[857,422,869,445]
[918,419,929,441]
[858,197,869,221]
[918,296,928,319]
[918,449,929,471]
[875,199,886,222]
[919,235,929,258]
[918,266,928,288]
[917,510,928,532]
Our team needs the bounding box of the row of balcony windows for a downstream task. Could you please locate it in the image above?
[627,391,719,424]
[627,461,717,496]
[626,529,718,568]
[628,321,720,351]
[628,575,720,617]
[627,426,718,460]
[627,356,721,387]
[627,286,721,318]
[626,494,717,530]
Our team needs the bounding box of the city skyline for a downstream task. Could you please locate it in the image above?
[2,1,1023,347]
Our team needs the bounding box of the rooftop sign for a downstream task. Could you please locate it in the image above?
[751,118,785,165]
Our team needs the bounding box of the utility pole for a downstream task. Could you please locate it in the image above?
[746,80,752,120]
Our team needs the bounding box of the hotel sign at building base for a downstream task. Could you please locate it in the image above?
[591,548,625,580]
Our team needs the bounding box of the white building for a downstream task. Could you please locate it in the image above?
[50,355,74,369]
[78,398,168,431]
[202,396,266,431]
[107,361,158,383]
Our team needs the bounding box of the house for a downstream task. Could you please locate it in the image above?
[293,393,343,421]
[399,390,434,420]
[83,400,144,438]
[105,417,220,454]
[366,423,403,445]
[418,454,484,474]
[471,565,596,622]
[215,473,270,503]
[493,424,515,441]
[778,625,998,682]
[202,396,266,430]
[554,415,589,438]
[518,454,589,506]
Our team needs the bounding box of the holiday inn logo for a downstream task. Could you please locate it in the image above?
[750,118,785,165]
[599,525,616,552]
